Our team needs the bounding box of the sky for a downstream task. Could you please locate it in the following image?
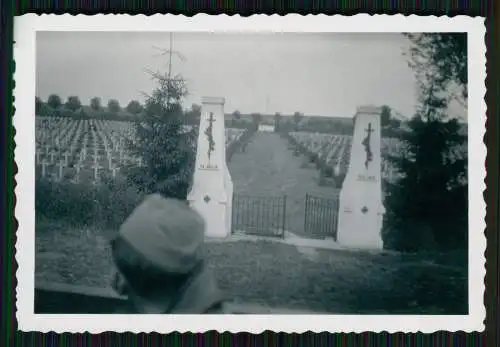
[36,31,420,118]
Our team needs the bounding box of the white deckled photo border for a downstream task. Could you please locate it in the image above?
[14,14,486,333]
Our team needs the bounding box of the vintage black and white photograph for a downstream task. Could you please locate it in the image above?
[15,14,485,333]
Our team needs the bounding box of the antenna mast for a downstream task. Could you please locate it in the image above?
[150,33,187,110]
[168,32,173,81]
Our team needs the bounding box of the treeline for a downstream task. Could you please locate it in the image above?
[36,94,407,136]
[36,94,146,122]
[274,108,406,138]
[36,95,257,130]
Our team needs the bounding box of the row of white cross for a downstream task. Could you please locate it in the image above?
[37,117,245,154]
[37,158,130,183]
[35,119,138,182]
[290,132,352,169]
[35,116,246,184]
[36,145,139,166]
[36,118,134,154]
[289,131,402,181]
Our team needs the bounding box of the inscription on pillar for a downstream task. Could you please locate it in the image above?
[357,174,377,182]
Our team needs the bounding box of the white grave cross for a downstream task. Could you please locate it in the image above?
[41,159,49,178]
[64,151,70,165]
[57,161,65,182]
[111,166,120,178]
[71,164,82,183]
[92,162,102,182]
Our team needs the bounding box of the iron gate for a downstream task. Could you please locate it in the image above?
[231,194,286,238]
[304,193,339,239]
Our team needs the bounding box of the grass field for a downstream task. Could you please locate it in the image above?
[35,131,468,314]
[35,217,467,314]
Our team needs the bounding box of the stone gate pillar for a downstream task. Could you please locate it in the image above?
[337,106,385,249]
[187,97,233,238]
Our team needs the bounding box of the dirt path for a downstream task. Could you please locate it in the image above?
[228,132,339,234]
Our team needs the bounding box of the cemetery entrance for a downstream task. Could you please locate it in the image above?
[231,194,287,238]
[231,193,339,239]
[304,193,339,240]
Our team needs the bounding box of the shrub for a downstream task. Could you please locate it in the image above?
[382,117,467,252]
[108,99,121,113]
[35,178,143,230]
[126,100,143,115]
[47,94,62,109]
[37,103,54,117]
[90,97,102,111]
[66,96,82,111]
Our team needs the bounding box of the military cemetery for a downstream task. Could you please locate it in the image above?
[33,31,469,315]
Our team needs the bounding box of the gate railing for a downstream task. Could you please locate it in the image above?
[304,193,339,239]
[231,194,286,238]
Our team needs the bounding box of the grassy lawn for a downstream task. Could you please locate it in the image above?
[36,218,467,314]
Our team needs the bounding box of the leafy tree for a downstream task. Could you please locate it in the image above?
[90,97,102,111]
[380,105,405,137]
[250,113,262,131]
[35,97,42,115]
[232,110,242,120]
[274,112,282,131]
[404,33,467,110]
[380,105,391,127]
[126,68,195,200]
[126,100,143,114]
[383,115,467,252]
[185,104,201,125]
[251,113,261,123]
[389,118,402,129]
[108,99,121,113]
[293,112,303,131]
[47,94,62,109]
[383,33,468,252]
[65,96,82,111]
[191,103,202,115]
